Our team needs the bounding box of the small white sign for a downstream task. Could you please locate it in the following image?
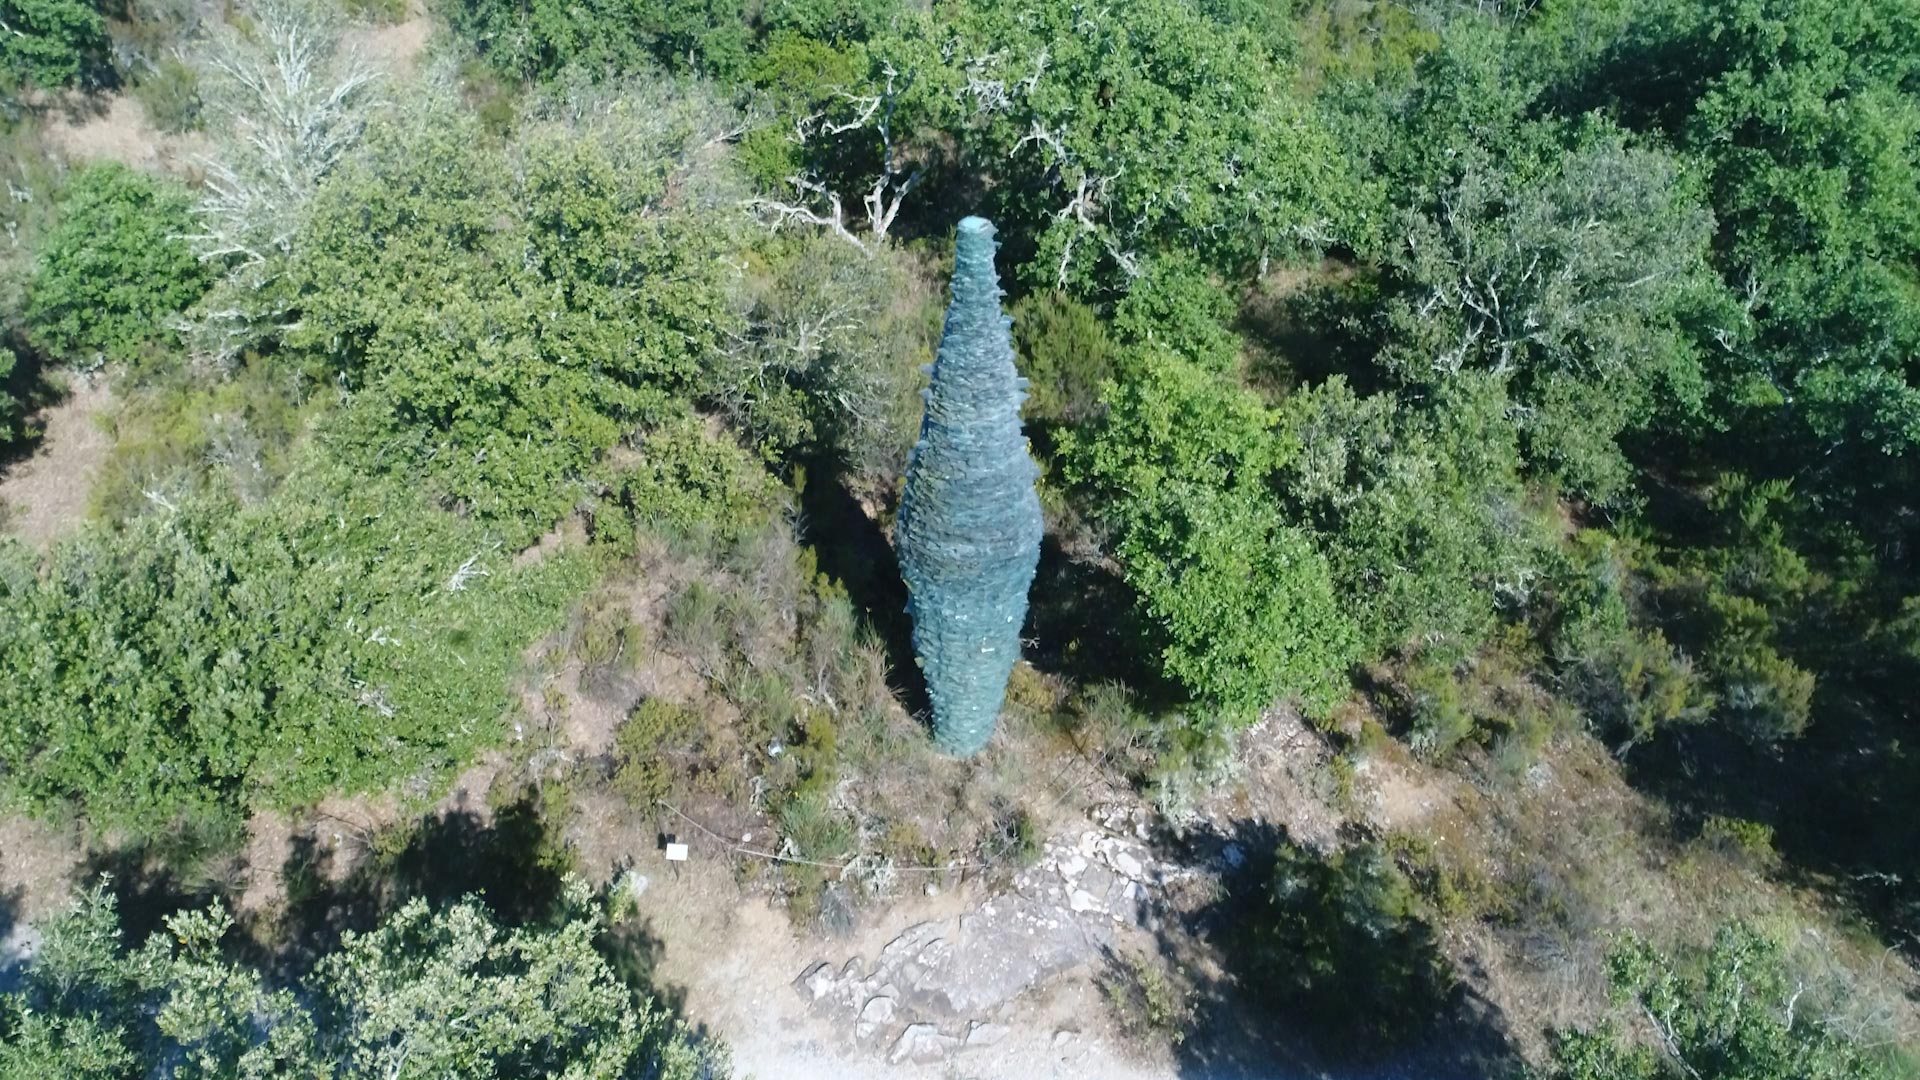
[664,842,690,862]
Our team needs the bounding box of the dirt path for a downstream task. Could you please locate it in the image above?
[0,376,114,549]
[628,817,1192,1080]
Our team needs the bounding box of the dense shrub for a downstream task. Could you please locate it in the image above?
[442,0,750,82]
[1063,352,1356,718]
[715,232,927,474]
[25,164,209,366]
[1278,373,1540,663]
[589,410,777,553]
[283,89,742,542]
[0,464,588,830]
[1010,289,1113,426]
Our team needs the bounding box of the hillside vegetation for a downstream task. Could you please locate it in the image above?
[1,0,1917,1077]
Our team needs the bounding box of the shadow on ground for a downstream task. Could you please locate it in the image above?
[1138,818,1524,1080]
[262,793,694,1019]
[795,464,932,722]
[0,884,24,994]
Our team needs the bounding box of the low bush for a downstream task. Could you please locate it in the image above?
[1550,925,1896,1080]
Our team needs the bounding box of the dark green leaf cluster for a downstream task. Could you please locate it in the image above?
[0,0,111,93]
[25,164,210,367]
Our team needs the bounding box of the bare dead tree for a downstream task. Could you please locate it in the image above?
[181,0,382,365]
[745,63,922,251]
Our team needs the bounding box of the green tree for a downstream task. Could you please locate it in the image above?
[0,881,725,1078]
[1532,0,1920,536]
[1380,128,1723,506]
[442,0,750,82]
[895,217,1043,756]
[25,163,210,366]
[0,0,110,92]
[282,86,740,541]
[1278,373,1539,662]
[785,0,1371,287]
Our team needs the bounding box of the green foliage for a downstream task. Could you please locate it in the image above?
[0,343,24,448]
[856,0,1372,286]
[1697,814,1779,871]
[715,232,927,474]
[1100,950,1196,1048]
[761,0,895,43]
[0,0,110,92]
[442,0,750,82]
[1533,0,1920,535]
[1110,255,1243,373]
[25,164,209,367]
[1553,540,1718,745]
[1064,353,1356,718]
[590,411,777,553]
[1380,127,1723,506]
[1278,373,1538,662]
[0,465,587,831]
[1574,478,1825,745]
[1010,289,1114,426]
[1548,925,1895,1080]
[88,356,314,520]
[1242,837,1454,1046]
[1118,482,1354,721]
[130,55,202,133]
[0,882,725,1078]
[284,89,741,542]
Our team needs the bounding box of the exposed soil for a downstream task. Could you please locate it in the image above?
[0,375,114,549]
[341,3,435,80]
[41,94,208,175]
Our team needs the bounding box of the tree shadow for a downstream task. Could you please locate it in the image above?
[1022,533,1172,700]
[0,884,23,995]
[1235,271,1388,399]
[0,343,85,475]
[267,794,574,975]
[1139,818,1524,1080]
[236,793,712,1048]
[1620,683,1920,959]
[795,459,931,721]
[596,911,687,1017]
[79,842,229,952]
